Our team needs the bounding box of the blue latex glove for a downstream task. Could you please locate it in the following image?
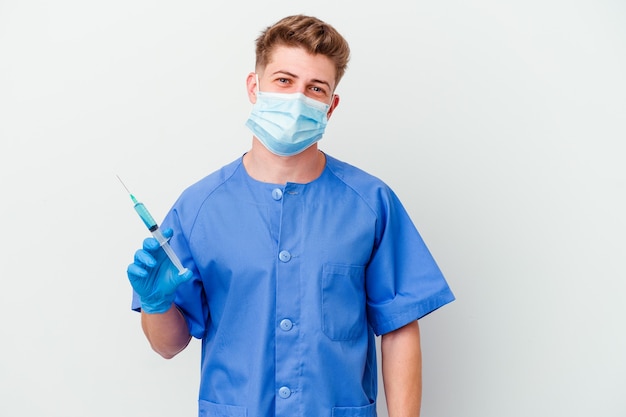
[127,228,193,314]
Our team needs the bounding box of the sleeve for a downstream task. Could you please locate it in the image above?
[162,204,210,340]
[365,186,455,336]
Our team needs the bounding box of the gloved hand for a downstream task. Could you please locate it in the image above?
[127,228,193,314]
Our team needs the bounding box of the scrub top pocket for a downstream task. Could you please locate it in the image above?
[332,401,377,417]
[322,263,366,341]
[198,400,247,417]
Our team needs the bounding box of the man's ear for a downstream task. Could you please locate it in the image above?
[246,72,258,104]
[327,94,340,119]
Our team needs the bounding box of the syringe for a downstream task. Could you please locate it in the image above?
[117,175,188,275]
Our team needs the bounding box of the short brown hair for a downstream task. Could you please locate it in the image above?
[254,15,351,87]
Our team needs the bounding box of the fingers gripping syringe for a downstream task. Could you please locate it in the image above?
[117,176,188,275]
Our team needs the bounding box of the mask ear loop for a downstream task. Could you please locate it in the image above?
[255,73,260,95]
[327,93,337,118]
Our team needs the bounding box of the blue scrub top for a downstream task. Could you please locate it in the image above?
[133,154,454,417]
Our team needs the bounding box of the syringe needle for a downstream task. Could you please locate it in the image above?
[116,174,132,195]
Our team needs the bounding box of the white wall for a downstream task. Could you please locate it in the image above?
[1,1,624,416]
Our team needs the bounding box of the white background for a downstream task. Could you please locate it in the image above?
[1,1,624,416]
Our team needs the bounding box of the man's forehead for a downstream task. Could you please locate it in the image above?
[262,46,337,87]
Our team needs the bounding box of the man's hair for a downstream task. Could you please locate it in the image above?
[255,15,351,87]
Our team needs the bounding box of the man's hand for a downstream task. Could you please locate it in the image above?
[127,228,193,314]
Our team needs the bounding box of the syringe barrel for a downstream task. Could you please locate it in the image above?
[151,228,188,275]
[133,202,158,231]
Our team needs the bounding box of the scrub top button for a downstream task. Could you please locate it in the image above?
[272,188,283,200]
[280,319,293,331]
[278,386,291,399]
[278,250,291,262]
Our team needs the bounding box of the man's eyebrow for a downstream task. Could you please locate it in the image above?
[271,70,332,90]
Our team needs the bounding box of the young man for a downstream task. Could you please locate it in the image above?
[128,14,454,417]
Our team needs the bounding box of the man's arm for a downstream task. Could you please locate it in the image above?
[381,320,422,417]
[141,304,192,359]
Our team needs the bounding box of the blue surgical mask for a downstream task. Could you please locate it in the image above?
[245,88,330,156]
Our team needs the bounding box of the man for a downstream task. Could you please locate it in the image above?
[128,14,454,417]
